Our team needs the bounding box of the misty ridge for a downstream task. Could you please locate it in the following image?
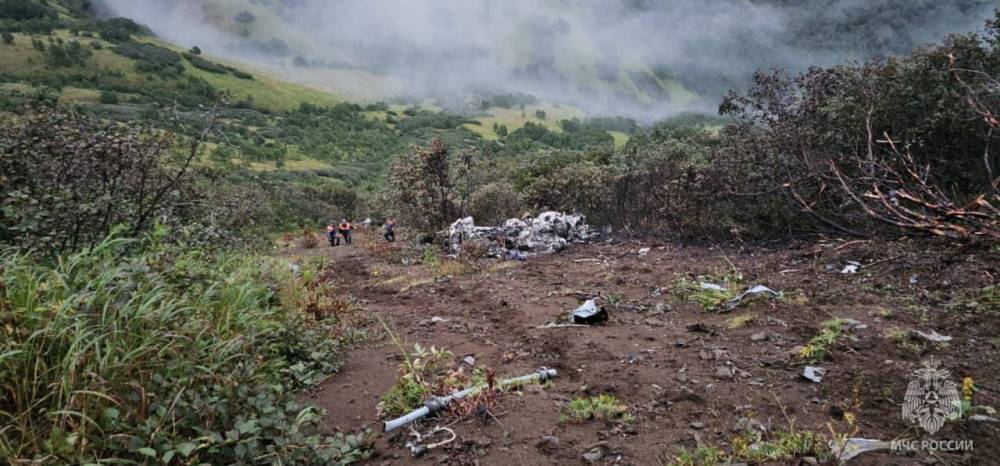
[96,0,994,120]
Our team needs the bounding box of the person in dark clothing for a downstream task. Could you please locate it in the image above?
[338,219,353,245]
[327,221,339,246]
[383,218,396,242]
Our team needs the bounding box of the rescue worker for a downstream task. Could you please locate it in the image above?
[383,218,396,242]
[327,221,338,246]
[338,218,353,245]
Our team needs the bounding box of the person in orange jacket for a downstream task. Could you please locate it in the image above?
[338,218,353,245]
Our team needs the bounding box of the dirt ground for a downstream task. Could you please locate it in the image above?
[285,229,999,465]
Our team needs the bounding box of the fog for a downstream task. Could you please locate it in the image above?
[95,0,994,119]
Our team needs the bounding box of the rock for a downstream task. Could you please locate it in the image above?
[750,332,768,342]
[430,316,446,323]
[713,366,734,380]
[653,302,670,314]
[690,421,705,430]
[676,368,688,382]
[582,449,604,464]
[535,435,559,452]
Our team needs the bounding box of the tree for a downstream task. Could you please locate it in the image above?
[386,138,458,235]
[535,109,546,120]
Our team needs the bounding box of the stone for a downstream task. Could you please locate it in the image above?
[714,366,734,380]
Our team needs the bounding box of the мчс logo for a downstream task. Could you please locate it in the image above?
[902,360,960,435]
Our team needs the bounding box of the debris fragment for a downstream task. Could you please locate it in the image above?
[463,355,476,366]
[802,366,826,383]
[447,212,597,258]
[832,437,891,462]
[572,299,609,325]
[913,329,953,342]
[638,247,650,256]
[700,282,726,292]
[841,261,861,274]
[713,365,735,380]
[722,285,782,311]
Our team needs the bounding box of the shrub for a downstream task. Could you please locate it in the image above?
[468,181,523,224]
[0,237,370,464]
[524,161,612,223]
[112,40,182,74]
[1,31,13,44]
[386,138,459,235]
[0,107,219,255]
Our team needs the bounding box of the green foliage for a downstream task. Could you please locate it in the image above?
[112,40,183,74]
[377,339,454,417]
[0,236,370,464]
[799,319,846,363]
[1,31,13,44]
[665,445,725,466]
[44,39,91,67]
[561,394,632,423]
[673,277,742,312]
[0,0,55,21]
[386,138,459,234]
[468,181,524,225]
[731,428,830,462]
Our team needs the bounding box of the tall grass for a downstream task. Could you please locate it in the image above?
[0,236,367,464]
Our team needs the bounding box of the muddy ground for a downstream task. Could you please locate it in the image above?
[284,230,999,465]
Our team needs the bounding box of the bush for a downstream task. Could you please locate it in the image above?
[1,31,13,44]
[385,138,459,235]
[524,161,612,223]
[113,40,182,74]
[469,181,524,224]
[0,0,54,21]
[0,237,370,464]
[0,107,219,255]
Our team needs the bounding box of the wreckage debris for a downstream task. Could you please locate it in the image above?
[802,366,826,383]
[447,212,598,258]
[722,285,782,311]
[572,299,609,325]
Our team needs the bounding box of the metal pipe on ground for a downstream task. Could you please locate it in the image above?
[383,367,557,432]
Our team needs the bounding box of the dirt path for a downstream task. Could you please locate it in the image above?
[289,231,999,465]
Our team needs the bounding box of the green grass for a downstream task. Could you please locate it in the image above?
[799,318,846,362]
[466,103,584,140]
[0,234,367,464]
[561,394,632,423]
[664,446,725,466]
[673,276,742,312]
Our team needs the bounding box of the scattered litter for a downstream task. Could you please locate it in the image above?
[699,282,726,292]
[832,437,891,462]
[572,299,609,325]
[463,355,476,366]
[909,274,918,285]
[750,332,768,342]
[913,329,953,342]
[841,261,861,274]
[722,285,782,311]
[431,316,446,323]
[802,366,826,383]
[405,425,456,457]
[638,247,651,256]
[504,249,528,261]
[971,415,1000,423]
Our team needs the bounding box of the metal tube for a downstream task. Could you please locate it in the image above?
[383,367,557,432]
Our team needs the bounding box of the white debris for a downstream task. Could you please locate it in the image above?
[638,247,651,256]
[700,282,727,292]
[913,329,953,342]
[802,366,825,383]
[832,438,892,462]
[722,285,782,311]
[841,261,860,274]
[447,212,597,258]
[463,356,476,366]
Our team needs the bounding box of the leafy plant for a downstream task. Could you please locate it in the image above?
[799,319,845,362]
[561,394,632,423]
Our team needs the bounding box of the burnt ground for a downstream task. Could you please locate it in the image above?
[285,230,999,465]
